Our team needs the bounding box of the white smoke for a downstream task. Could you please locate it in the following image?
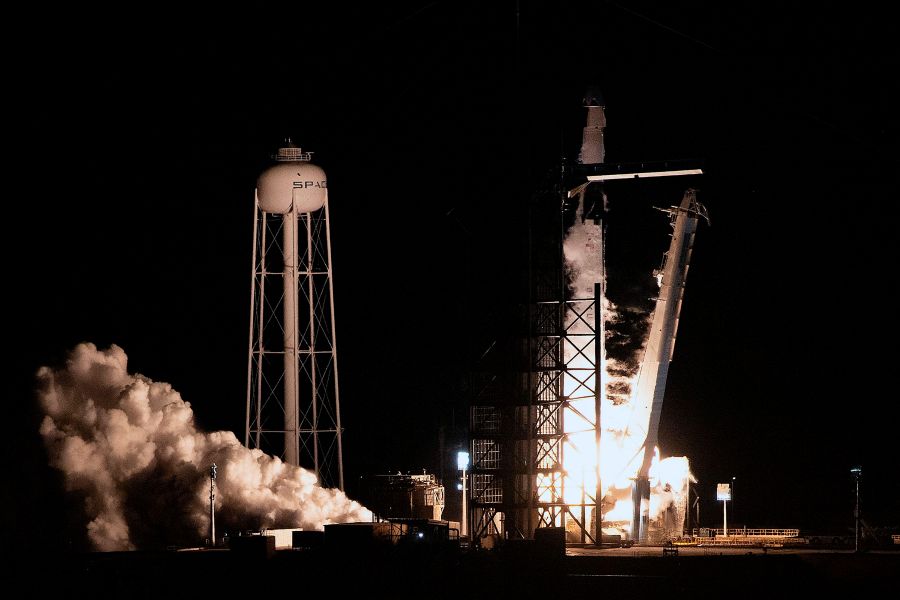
[648,455,695,540]
[563,203,604,300]
[37,343,371,551]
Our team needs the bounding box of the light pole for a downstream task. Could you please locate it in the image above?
[209,463,217,547]
[716,482,731,537]
[850,466,861,552]
[723,495,727,536]
[458,451,470,538]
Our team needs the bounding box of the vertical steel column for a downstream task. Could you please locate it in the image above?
[554,163,566,530]
[324,197,345,490]
[254,211,267,449]
[245,195,259,447]
[525,194,536,538]
[594,280,603,544]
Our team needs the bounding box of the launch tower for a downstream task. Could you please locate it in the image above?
[469,91,705,544]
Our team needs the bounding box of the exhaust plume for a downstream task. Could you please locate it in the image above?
[37,343,370,551]
[561,195,691,540]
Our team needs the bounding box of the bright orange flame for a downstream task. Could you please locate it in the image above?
[554,214,693,539]
[553,303,692,539]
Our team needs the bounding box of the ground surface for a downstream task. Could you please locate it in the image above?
[11,544,897,599]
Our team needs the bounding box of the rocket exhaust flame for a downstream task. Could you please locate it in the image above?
[37,343,370,551]
[560,194,692,541]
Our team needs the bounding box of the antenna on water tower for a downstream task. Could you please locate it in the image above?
[245,138,345,490]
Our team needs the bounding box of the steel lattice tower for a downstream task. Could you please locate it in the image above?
[245,141,344,490]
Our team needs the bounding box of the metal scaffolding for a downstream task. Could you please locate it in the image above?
[469,166,603,542]
[469,169,705,545]
[468,90,704,545]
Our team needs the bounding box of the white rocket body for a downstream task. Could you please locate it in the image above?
[629,189,705,542]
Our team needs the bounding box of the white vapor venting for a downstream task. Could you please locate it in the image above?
[37,343,370,551]
[563,209,604,300]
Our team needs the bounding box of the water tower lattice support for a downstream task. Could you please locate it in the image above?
[245,147,344,490]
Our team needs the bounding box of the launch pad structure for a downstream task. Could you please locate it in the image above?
[238,97,705,541]
[468,91,706,545]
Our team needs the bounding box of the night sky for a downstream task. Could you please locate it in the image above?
[6,2,898,549]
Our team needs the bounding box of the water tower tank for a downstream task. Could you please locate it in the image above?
[256,143,327,214]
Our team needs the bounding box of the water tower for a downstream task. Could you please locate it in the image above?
[245,140,344,490]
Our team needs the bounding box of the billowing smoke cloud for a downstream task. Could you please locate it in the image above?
[37,343,371,551]
[648,455,695,538]
[605,307,650,369]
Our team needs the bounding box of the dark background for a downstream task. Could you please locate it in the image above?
[6,2,897,549]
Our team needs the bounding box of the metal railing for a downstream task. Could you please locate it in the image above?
[691,528,800,538]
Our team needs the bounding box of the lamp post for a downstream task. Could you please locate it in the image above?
[850,466,861,552]
[716,483,731,537]
[723,496,727,537]
[209,463,217,547]
[458,451,470,538]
